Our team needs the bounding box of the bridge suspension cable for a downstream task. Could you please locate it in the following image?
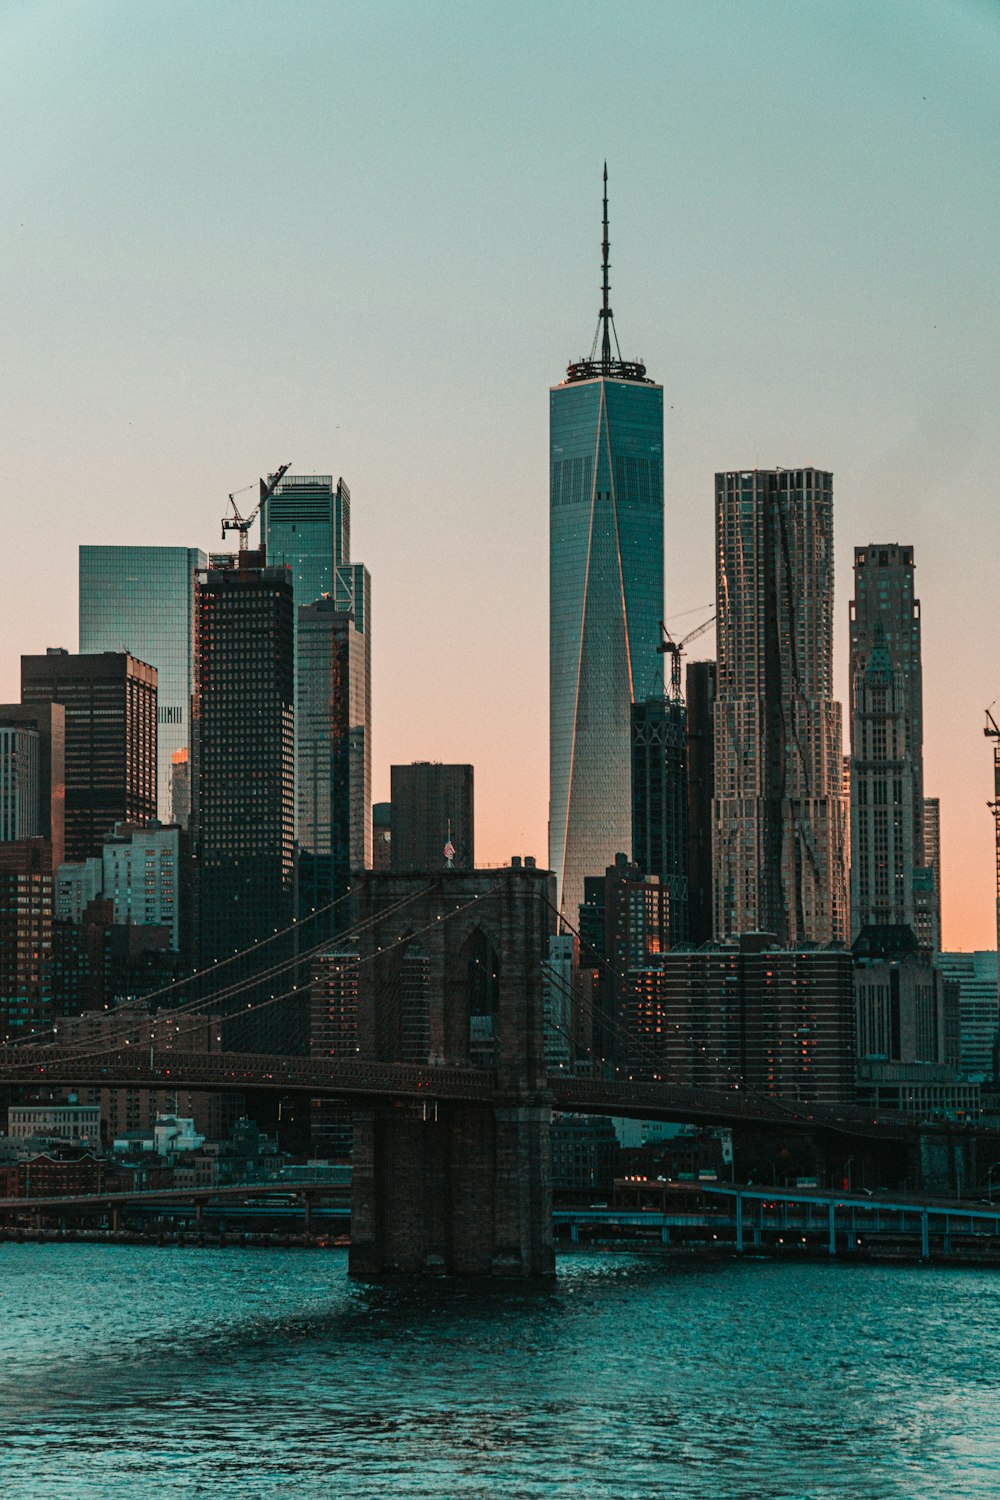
[20,886,504,1072]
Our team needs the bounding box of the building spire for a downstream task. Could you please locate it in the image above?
[564,164,650,385]
[601,161,612,367]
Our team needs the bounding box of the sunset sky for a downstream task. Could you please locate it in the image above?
[2,1,998,948]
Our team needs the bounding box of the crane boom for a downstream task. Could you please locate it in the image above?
[657,613,716,701]
[221,463,291,550]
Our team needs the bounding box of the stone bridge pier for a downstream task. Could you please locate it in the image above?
[347,865,557,1278]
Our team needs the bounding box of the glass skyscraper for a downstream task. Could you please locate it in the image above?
[264,475,372,872]
[549,170,664,924]
[79,546,206,825]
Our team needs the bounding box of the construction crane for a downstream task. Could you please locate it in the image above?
[221,462,291,552]
[985,709,1000,963]
[657,613,716,701]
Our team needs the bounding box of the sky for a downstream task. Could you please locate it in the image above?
[1,0,998,948]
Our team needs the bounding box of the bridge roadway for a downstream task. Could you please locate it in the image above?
[0,1046,914,1141]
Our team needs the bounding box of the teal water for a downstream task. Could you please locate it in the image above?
[1,1244,998,1498]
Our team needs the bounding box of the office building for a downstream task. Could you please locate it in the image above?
[685,661,716,946]
[297,598,370,924]
[919,796,942,951]
[263,474,372,869]
[100,822,185,952]
[193,553,295,1022]
[390,763,474,872]
[849,544,928,940]
[21,651,156,863]
[0,704,65,867]
[853,925,967,1117]
[79,547,205,825]
[621,936,856,1105]
[0,723,39,842]
[631,695,687,944]
[935,951,999,1077]
[372,802,392,870]
[713,469,847,945]
[0,838,54,1040]
[550,170,664,923]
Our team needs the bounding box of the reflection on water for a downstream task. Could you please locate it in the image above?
[2,1245,998,1499]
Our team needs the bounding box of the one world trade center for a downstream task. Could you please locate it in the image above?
[549,167,664,925]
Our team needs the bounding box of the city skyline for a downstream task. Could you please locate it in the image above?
[2,3,998,948]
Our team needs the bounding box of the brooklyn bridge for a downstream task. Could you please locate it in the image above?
[0,865,974,1277]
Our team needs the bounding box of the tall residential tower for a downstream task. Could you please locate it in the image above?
[713,468,847,945]
[848,544,927,942]
[549,168,664,923]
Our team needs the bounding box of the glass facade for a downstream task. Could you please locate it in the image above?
[263,477,371,869]
[79,546,206,824]
[549,375,664,924]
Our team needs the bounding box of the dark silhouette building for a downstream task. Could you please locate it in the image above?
[390,763,474,872]
[621,935,856,1106]
[193,553,295,1047]
[685,660,716,945]
[21,650,156,863]
[631,695,687,943]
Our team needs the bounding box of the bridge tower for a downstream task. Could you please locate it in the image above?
[347,863,557,1277]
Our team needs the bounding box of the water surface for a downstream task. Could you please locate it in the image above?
[1,1244,997,1498]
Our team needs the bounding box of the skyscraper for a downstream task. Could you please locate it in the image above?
[263,474,372,870]
[297,598,369,922]
[713,469,847,945]
[79,547,206,825]
[685,660,716,946]
[193,553,295,988]
[631,695,687,944]
[21,650,157,863]
[390,763,474,871]
[0,703,65,866]
[549,168,664,924]
[849,544,926,942]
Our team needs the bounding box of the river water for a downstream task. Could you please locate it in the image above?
[1,1244,998,1498]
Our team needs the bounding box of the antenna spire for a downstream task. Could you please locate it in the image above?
[563,164,650,385]
[601,162,612,367]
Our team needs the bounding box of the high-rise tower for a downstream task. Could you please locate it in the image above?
[79,547,206,825]
[549,167,664,924]
[263,475,372,872]
[848,544,926,942]
[713,469,847,945]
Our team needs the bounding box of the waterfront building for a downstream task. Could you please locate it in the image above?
[549,169,664,924]
[7,1104,101,1146]
[193,552,295,1046]
[21,650,157,863]
[684,661,716,946]
[390,763,474,872]
[79,547,205,825]
[713,469,847,945]
[263,475,372,869]
[849,544,929,941]
[935,951,1000,1077]
[631,695,687,944]
[621,935,856,1105]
